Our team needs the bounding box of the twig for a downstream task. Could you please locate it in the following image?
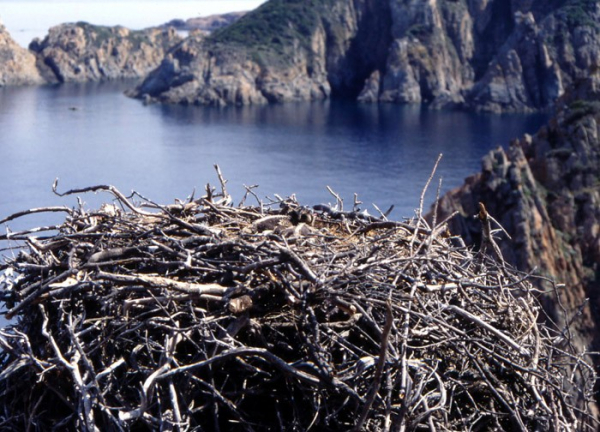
[352,299,394,432]
[326,186,344,211]
[445,305,530,358]
[417,154,443,220]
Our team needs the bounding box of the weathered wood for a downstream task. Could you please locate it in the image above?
[0,177,595,431]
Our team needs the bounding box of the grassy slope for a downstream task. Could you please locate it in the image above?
[208,0,338,67]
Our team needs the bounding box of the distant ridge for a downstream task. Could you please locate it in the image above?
[162,11,246,35]
[29,22,182,83]
[133,0,600,112]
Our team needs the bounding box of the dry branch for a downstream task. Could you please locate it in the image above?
[0,179,596,431]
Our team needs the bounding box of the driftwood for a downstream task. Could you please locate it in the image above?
[0,173,596,431]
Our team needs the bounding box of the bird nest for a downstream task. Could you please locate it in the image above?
[0,175,596,431]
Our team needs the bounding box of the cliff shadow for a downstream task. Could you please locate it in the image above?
[325,0,393,100]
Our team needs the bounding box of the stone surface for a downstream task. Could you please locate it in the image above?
[30,22,182,83]
[134,0,600,111]
[0,24,45,86]
[134,34,272,106]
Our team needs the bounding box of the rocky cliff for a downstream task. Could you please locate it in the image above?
[134,0,392,106]
[431,71,600,369]
[0,24,45,86]
[29,22,182,83]
[133,0,600,111]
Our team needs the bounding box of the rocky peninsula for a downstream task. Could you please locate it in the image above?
[132,0,600,111]
[29,22,182,83]
[0,22,182,86]
[1,1,598,113]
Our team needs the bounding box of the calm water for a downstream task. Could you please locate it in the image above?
[0,80,549,232]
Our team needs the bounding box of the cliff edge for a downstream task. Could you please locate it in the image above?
[0,24,44,86]
[133,0,600,111]
[163,12,246,34]
[29,22,182,83]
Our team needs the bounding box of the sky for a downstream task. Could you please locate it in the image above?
[1,0,268,47]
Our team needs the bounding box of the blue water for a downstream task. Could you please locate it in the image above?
[0,80,549,232]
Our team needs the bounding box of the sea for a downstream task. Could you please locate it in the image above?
[0,1,549,325]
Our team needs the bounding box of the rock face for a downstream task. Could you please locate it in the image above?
[135,0,393,106]
[467,4,600,112]
[134,0,600,111]
[431,71,600,376]
[29,22,182,83]
[0,24,45,86]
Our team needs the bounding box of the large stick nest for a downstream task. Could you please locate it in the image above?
[0,177,596,431]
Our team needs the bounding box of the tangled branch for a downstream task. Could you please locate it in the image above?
[0,177,595,431]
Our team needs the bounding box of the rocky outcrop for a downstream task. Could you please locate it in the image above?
[29,22,182,83]
[378,0,474,107]
[375,0,600,112]
[133,0,390,106]
[430,71,600,374]
[133,36,273,106]
[468,6,600,112]
[134,0,600,111]
[0,24,45,86]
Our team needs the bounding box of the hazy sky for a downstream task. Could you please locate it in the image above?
[1,0,268,46]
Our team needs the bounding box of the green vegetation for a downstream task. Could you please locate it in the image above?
[565,99,600,124]
[546,0,599,46]
[211,0,323,46]
[208,0,336,67]
[75,22,115,46]
[558,0,599,29]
